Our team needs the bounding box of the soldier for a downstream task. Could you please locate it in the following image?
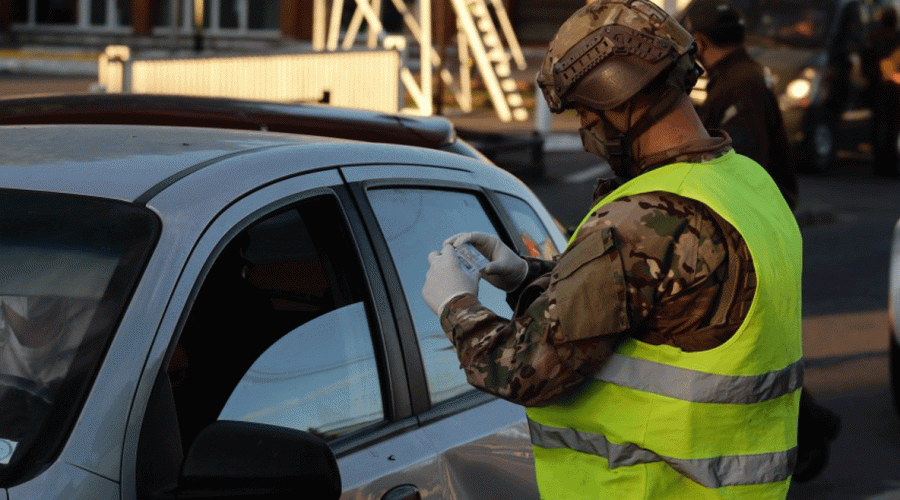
[422,1,803,499]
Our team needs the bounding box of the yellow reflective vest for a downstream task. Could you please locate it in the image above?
[526,150,803,499]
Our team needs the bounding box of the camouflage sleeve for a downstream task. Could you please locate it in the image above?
[439,224,628,407]
[439,290,593,407]
[439,191,730,407]
[505,257,558,312]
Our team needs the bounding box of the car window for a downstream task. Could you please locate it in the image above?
[219,302,381,440]
[0,191,157,486]
[366,188,514,405]
[171,194,378,448]
[496,193,560,259]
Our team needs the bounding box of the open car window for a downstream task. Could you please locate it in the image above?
[170,194,379,449]
[219,301,381,440]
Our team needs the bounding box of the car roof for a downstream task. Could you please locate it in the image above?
[0,93,460,150]
[0,124,508,203]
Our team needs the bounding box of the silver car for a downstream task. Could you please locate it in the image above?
[0,123,564,499]
[890,216,900,416]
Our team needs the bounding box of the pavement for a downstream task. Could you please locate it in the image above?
[0,47,100,76]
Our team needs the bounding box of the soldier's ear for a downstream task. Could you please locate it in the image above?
[692,32,709,55]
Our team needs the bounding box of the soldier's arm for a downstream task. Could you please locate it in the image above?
[438,192,732,407]
[504,256,558,312]
[439,209,631,407]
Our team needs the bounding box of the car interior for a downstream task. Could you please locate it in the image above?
[136,195,367,499]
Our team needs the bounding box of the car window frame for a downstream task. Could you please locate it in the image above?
[124,171,425,499]
[346,177,530,423]
[182,192,395,440]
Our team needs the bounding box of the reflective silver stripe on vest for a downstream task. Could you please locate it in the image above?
[595,354,803,404]
[528,420,797,488]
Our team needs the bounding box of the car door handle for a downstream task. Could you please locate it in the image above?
[381,484,421,500]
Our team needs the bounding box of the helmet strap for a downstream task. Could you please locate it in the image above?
[579,113,631,177]
[582,52,695,177]
[617,82,683,176]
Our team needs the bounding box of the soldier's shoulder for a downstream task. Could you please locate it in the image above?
[606,190,701,217]
[584,191,713,239]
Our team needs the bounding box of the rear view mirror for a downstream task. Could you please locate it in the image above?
[177,420,341,499]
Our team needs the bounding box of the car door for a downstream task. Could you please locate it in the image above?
[344,164,565,499]
[125,169,446,500]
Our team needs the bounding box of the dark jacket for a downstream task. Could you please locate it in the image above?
[699,47,799,209]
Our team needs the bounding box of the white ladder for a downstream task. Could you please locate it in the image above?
[450,0,529,122]
[313,0,529,122]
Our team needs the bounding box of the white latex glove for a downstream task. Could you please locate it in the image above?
[422,243,479,315]
[444,232,528,292]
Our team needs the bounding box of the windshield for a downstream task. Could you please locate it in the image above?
[739,0,838,49]
[0,190,158,486]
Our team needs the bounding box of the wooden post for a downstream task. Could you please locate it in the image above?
[192,0,204,51]
[131,0,154,36]
[280,0,313,41]
[434,0,447,114]
[0,0,12,32]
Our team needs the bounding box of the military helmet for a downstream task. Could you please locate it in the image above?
[537,0,698,113]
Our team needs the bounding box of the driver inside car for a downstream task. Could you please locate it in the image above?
[0,295,96,394]
[0,295,96,462]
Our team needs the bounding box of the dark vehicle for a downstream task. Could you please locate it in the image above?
[693,0,895,171]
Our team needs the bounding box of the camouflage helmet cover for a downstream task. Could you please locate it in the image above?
[538,0,697,113]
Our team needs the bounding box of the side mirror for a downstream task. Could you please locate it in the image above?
[176,420,341,500]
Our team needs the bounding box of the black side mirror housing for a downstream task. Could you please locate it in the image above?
[176,420,341,500]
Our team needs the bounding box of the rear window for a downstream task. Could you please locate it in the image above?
[0,190,158,486]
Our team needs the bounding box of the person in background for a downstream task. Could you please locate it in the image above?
[423,1,803,498]
[863,5,900,177]
[680,0,798,209]
[680,0,840,482]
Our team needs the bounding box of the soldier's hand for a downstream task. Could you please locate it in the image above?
[423,243,479,315]
[444,232,527,292]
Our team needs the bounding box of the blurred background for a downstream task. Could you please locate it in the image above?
[2,1,900,498]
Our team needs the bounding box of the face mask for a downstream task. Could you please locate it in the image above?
[579,123,632,177]
[579,125,610,158]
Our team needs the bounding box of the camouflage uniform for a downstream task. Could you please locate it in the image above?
[440,133,756,407]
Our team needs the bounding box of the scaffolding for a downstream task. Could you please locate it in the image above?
[312,0,530,122]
